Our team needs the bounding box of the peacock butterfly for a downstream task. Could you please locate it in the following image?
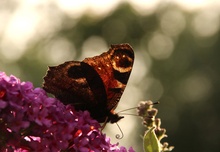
[43,43,134,124]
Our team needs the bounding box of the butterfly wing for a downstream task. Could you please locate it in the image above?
[43,43,134,123]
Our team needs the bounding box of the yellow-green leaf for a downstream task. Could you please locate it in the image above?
[143,127,161,152]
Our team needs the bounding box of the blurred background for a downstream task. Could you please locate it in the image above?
[0,0,220,151]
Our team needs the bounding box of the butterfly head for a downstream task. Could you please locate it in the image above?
[108,113,124,124]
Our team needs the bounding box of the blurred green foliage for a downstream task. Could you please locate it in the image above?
[1,2,220,152]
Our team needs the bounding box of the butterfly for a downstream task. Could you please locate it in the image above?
[43,43,134,124]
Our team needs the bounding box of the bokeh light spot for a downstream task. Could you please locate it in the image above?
[178,72,212,102]
[148,33,174,60]
[192,10,220,38]
[81,36,107,59]
[38,38,75,64]
[160,9,186,37]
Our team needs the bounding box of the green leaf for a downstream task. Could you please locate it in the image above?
[143,127,161,152]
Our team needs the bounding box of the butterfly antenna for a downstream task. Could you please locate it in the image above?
[117,113,138,116]
[117,107,138,113]
[115,122,124,139]
[117,101,160,116]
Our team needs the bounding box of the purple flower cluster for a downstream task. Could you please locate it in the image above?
[0,72,135,152]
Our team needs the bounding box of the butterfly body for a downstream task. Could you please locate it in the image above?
[43,44,134,123]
